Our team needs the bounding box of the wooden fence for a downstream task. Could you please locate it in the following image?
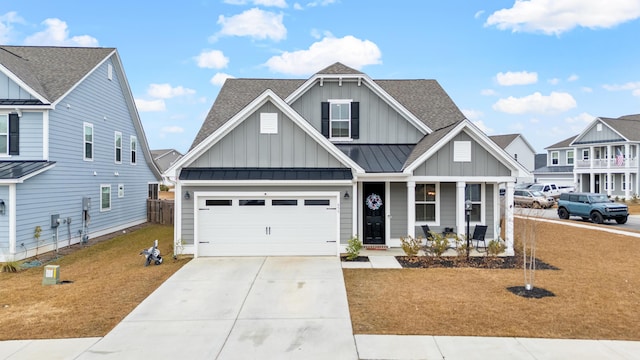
[147,199,174,225]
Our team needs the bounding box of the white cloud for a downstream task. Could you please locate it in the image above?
[23,18,98,46]
[224,0,247,4]
[633,89,640,97]
[473,120,493,134]
[147,84,196,99]
[135,99,166,112]
[581,86,593,93]
[264,35,381,75]
[254,0,287,7]
[493,91,577,114]
[496,71,538,86]
[565,112,595,124]
[480,89,498,96]
[567,74,579,82]
[210,72,235,86]
[161,126,184,134]
[215,8,286,41]
[0,11,25,43]
[548,78,560,85]
[603,81,640,91]
[293,3,303,10]
[307,0,336,7]
[474,10,485,19]
[195,49,229,69]
[461,109,483,121]
[485,0,640,35]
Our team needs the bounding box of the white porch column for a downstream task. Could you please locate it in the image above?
[8,183,16,258]
[456,181,466,238]
[625,144,630,168]
[505,181,515,256]
[607,145,612,168]
[606,173,612,197]
[352,181,358,238]
[590,146,594,168]
[574,172,579,192]
[173,179,182,257]
[590,173,595,193]
[406,181,415,238]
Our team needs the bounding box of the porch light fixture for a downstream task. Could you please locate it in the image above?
[184,191,191,200]
[344,191,350,199]
[0,200,4,215]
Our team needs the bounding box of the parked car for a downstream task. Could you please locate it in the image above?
[513,189,555,209]
[558,185,576,193]
[557,192,628,224]
[527,183,561,199]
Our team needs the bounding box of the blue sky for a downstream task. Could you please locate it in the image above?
[2,0,639,153]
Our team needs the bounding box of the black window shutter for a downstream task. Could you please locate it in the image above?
[351,102,360,139]
[8,113,19,155]
[321,102,329,137]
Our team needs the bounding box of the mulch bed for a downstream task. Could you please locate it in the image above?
[396,254,559,270]
[340,256,370,262]
[507,286,556,299]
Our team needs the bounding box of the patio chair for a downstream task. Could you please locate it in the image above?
[472,225,488,249]
[421,225,434,242]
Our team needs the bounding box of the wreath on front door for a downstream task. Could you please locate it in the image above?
[366,193,383,210]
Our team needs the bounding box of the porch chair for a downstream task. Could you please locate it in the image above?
[421,225,434,242]
[471,225,488,249]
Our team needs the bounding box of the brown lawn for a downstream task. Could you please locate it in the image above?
[344,217,640,340]
[0,224,189,340]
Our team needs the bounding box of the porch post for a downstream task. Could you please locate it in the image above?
[8,183,17,258]
[407,181,415,238]
[505,181,515,256]
[352,181,358,238]
[456,181,466,238]
[590,173,595,193]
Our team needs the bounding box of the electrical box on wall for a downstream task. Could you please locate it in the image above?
[51,214,60,228]
[82,197,91,211]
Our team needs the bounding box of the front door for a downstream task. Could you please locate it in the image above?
[363,182,385,244]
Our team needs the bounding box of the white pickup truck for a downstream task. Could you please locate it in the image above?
[526,183,561,199]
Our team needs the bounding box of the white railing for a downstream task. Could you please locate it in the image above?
[574,158,638,169]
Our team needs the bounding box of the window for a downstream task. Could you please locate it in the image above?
[130,136,137,164]
[415,184,437,222]
[304,199,330,206]
[118,184,124,198]
[330,101,351,138]
[0,115,7,155]
[114,132,122,163]
[206,199,232,206]
[100,185,111,211]
[551,151,559,165]
[272,199,298,206]
[567,150,574,165]
[239,200,265,206]
[148,184,158,200]
[582,149,589,160]
[84,123,94,161]
[605,176,614,191]
[465,184,482,222]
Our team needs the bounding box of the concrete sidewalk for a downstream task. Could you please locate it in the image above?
[1,256,639,359]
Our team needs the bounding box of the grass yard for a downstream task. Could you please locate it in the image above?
[344,217,640,340]
[0,224,190,341]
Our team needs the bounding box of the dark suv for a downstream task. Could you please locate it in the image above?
[557,192,628,224]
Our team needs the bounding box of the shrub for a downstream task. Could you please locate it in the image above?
[345,236,363,260]
[453,234,470,258]
[1,261,20,273]
[424,232,449,257]
[487,239,506,257]
[400,235,422,257]
[160,184,169,192]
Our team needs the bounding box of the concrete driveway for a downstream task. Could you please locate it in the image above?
[77,257,358,359]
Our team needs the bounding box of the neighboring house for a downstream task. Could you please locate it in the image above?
[151,149,183,184]
[532,135,577,187]
[0,46,161,262]
[571,115,640,198]
[166,63,530,257]
[489,133,535,184]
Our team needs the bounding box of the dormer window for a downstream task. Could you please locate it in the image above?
[321,100,359,140]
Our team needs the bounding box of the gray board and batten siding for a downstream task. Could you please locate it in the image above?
[575,122,624,144]
[190,101,346,169]
[290,80,425,144]
[413,132,511,177]
[13,57,156,250]
[389,182,408,239]
[0,71,36,100]
[179,185,352,246]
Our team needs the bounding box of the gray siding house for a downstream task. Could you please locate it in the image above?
[166,63,529,257]
[490,133,536,184]
[0,46,161,262]
[532,135,577,186]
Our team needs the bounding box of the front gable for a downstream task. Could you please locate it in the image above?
[572,118,626,145]
[0,70,41,103]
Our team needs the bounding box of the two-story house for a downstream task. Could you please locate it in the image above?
[166,63,530,257]
[532,135,577,187]
[0,46,161,262]
[489,133,536,184]
[571,115,640,199]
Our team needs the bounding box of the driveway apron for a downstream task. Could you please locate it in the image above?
[78,257,358,360]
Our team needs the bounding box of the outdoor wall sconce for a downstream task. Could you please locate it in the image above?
[344,191,350,199]
[184,191,191,200]
[0,200,5,215]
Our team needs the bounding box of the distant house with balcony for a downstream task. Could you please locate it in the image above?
[532,135,577,187]
[572,115,640,199]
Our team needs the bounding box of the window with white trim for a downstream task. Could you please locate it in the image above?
[84,123,94,161]
[566,150,574,165]
[551,151,559,165]
[330,101,351,139]
[130,135,137,164]
[100,184,111,211]
[415,184,437,222]
[605,176,614,191]
[466,183,482,222]
[582,149,589,160]
[114,131,122,163]
[0,115,7,155]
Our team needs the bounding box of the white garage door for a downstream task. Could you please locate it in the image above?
[196,192,339,256]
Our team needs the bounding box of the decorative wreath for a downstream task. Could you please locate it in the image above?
[366,193,383,210]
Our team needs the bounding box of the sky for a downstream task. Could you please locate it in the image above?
[1,0,639,154]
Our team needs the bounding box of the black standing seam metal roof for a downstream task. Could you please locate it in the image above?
[179,168,353,181]
[0,99,45,106]
[336,144,415,172]
[0,161,55,180]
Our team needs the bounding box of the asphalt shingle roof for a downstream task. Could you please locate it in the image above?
[489,134,519,150]
[0,46,114,103]
[546,135,578,149]
[600,114,640,141]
